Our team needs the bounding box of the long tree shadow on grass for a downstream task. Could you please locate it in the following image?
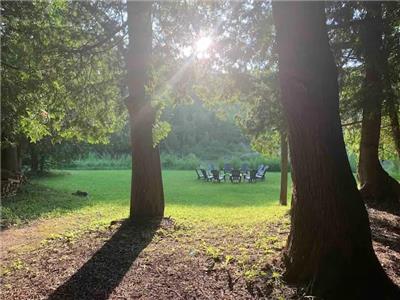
[49,218,162,300]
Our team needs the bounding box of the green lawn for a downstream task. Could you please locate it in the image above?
[1,170,294,298]
[2,170,291,228]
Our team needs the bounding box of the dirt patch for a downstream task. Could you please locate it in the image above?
[1,218,296,299]
[1,209,399,299]
[0,215,88,259]
[369,208,400,287]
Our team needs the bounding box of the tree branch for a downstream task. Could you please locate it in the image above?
[341,120,362,127]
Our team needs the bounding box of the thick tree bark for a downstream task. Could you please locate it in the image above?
[358,2,400,204]
[30,145,39,173]
[39,155,45,173]
[272,2,399,298]
[126,1,164,220]
[1,144,20,177]
[279,130,288,206]
[382,1,400,160]
[387,97,400,158]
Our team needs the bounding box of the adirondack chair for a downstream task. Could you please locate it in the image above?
[211,170,225,183]
[229,169,242,183]
[241,163,249,174]
[195,169,204,180]
[244,169,257,183]
[256,165,269,181]
[240,163,249,180]
[201,169,213,181]
[256,164,265,173]
[224,163,233,174]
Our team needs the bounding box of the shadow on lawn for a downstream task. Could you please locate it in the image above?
[49,218,161,300]
[1,184,91,229]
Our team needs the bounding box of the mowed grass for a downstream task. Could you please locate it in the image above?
[2,170,291,229]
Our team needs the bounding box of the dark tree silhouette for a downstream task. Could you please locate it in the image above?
[49,220,160,299]
[358,1,400,204]
[126,1,164,220]
[279,130,288,206]
[272,1,399,298]
[387,97,400,158]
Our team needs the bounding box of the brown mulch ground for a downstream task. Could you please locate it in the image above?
[369,207,400,287]
[1,209,399,300]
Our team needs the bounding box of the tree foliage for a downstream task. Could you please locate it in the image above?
[1,1,126,146]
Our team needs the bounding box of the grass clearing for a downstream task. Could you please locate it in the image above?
[2,170,291,229]
[1,170,294,298]
[1,170,399,299]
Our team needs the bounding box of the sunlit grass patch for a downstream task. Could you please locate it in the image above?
[1,169,291,263]
[2,170,290,228]
[1,170,293,298]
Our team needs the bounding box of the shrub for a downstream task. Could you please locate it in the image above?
[62,152,202,170]
[62,152,131,170]
[161,153,201,170]
[60,151,303,172]
[243,155,283,172]
[230,157,242,169]
[160,153,177,169]
[217,159,225,170]
[264,158,282,172]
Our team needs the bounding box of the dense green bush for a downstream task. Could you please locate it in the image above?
[62,152,202,170]
[345,152,400,175]
[36,147,400,176]
[214,154,287,172]
[249,157,283,172]
[63,152,131,170]
[161,153,201,170]
[57,152,311,172]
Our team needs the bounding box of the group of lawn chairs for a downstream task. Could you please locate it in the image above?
[195,164,269,183]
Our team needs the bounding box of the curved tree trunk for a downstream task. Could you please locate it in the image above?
[272,2,399,298]
[126,1,164,221]
[358,2,400,205]
[279,130,288,206]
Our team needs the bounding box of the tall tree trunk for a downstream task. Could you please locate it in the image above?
[279,130,288,206]
[382,0,400,161]
[1,143,20,177]
[272,2,398,298]
[39,155,45,173]
[126,1,164,220]
[30,145,39,173]
[358,2,400,204]
[386,97,400,158]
